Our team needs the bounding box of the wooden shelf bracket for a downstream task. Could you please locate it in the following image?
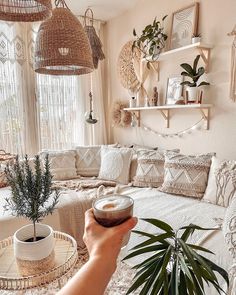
[200,107,210,130]
[198,47,211,73]
[159,109,170,128]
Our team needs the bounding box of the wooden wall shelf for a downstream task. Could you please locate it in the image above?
[124,104,212,130]
[150,42,212,80]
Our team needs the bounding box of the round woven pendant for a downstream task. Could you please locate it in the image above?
[0,0,52,22]
[34,7,94,75]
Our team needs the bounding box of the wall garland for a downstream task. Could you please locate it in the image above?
[138,117,205,138]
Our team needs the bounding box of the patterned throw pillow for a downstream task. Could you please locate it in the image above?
[98,146,132,184]
[158,152,214,198]
[76,146,101,177]
[0,165,8,188]
[203,157,236,207]
[133,149,167,188]
[223,194,236,260]
[40,150,77,180]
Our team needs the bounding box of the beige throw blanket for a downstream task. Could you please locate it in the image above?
[56,180,124,248]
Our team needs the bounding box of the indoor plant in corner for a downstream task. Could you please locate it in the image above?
[132,15,168,63]
[180,55,210,102]
[4,155,59,276]
[124,218,229,295]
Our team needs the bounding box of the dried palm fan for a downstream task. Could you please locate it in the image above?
[84,8,105,69]
[228,25,236,102]
[112,101,132,128]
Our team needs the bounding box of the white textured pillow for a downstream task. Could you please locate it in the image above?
[75,145,101,177]
[99,146,132,184]
[159,152,214,199]
[223,194,236,260]
[203,157,236,207]
[40,150,77,180]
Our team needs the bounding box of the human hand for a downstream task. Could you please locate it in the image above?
[83,208,138,269]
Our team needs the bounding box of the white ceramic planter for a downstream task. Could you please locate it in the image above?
[14,223,55,276]
[192,37,201,44]
[187,86,198,102]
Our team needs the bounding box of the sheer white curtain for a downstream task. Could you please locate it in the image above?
[0,21,38,155]
[36,17,107,150]
[0,18,107,154]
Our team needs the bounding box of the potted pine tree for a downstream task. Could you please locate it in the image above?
[4,155,59,276]
[124,218,229,295]
[180,55,210,102]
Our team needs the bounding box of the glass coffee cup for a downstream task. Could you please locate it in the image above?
[92,195,134,247]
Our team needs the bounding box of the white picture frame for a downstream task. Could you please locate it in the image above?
[165,76,184,105]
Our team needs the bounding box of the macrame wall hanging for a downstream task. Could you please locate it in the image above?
[84,8,105,69]
[228,25,236,102]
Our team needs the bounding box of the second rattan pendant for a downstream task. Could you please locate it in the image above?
[84,8,105,69]
[34,0,94,76]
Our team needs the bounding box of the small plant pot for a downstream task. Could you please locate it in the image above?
[191,37,201,44]
[14,223,55,276]
[186,87,198,102]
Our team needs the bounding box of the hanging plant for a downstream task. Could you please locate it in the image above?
[132,15,168,63]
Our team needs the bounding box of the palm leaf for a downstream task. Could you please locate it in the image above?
[141,218,174,234]
[123,244,168,260]
[131,232,172,250]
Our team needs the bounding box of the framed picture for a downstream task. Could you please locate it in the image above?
[165,76,184,105]
[169,3,199,50]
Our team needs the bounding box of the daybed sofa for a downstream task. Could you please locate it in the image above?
[0,145,235,295]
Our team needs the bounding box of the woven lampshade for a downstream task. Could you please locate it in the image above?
[34,5,94,75]
[0,0,52,22]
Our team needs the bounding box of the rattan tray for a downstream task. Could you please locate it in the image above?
[0,231,78,290]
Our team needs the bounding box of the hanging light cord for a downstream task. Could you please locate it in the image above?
[55,0,69,9]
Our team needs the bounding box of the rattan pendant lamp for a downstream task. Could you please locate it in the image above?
[34,0,94,75]
[0,0,52,22]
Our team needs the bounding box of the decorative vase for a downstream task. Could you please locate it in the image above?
[14,223,55,276]
[191,37,201,44]
[186,86,198,102]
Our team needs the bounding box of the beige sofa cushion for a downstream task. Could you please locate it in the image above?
[203,157,236,207]
[159,152,214,198]
[40,150,77,180]
[133,149,180,188]
[99,146,132,184]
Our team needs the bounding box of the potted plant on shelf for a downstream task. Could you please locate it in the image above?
[4,155,59,276]
[124,218,229,295]
[132,15,168,64]
[192,33,201,44]
[180,55,210,102]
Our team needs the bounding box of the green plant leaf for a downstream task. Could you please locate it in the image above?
[179,270,188,295]
[180,224,216,241]
[126,261,157,294]
[193,55,200,72]
[131,232,172,250]
[181,71,193,78]
[123,244,168,260]
[180,81,193,86]
[198,254,229,288]
[133,28,137,36]
[132,250,166,270]
[141,218,174,234]
[162,15,168,21]
[186,243,215,254]
[180,63,194,75]
[198,81,210,87]
[178,239,204,290]
[132,229,156,238]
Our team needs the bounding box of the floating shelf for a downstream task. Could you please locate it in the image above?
[124,104,212,130]
[149,42,212,80]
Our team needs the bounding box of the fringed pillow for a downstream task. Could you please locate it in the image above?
[133,149,179,188]
[203,157,236,207]
[158,152,214,198]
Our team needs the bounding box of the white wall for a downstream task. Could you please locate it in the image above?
[104,0,236,159]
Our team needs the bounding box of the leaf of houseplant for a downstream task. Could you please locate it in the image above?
[193,55,201,73]
[186,243,215,254]
[140,218,174,234]
[132,229,156,238]
[123,244,168,260]
[132,250,166,269]
[180,63,194,75]
[198,81,210,87]
[130,232,172,250]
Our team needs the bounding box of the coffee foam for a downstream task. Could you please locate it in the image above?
[95,196,132,211]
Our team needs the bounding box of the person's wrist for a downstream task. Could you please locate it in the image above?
[90,254,117,274]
